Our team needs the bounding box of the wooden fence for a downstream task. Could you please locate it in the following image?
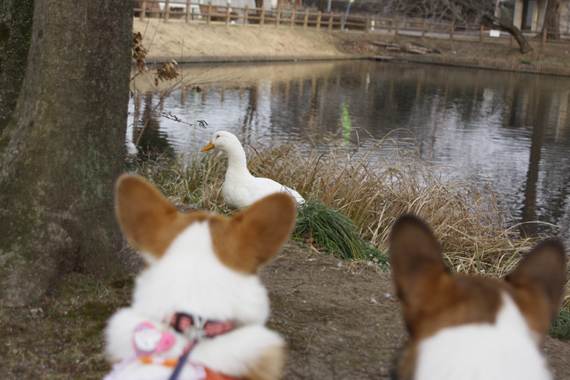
[135,0,374,31]
[134,1,570,46]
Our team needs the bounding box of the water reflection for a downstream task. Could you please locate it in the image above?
[520,89,550,237]
[128,61,570,239]
[131,92,175,157]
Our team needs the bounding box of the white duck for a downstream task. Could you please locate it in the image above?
[201,131,305,209]
[125,139,138,155]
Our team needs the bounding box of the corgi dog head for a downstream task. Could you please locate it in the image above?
[389,215,567,380]
[105,175,296,380]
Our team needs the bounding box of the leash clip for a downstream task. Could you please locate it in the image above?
[184,314,206,341]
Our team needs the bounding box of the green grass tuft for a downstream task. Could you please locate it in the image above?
[551,309,570,340]
[294,199,388,266]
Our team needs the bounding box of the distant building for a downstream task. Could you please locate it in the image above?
[184,0,279,10]
[146,0,281,11]
[210,0,278,10]
[512,0,570,33]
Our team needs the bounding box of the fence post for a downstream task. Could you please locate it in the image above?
[244,5,248,26]
[291,8,295,28]
[140,1,146,21]
[164,0,170,22]
[450,20,454,40]
[395,18,399,35]
[317,11,322,30]
[303,9,309,29]
[328,13,333,31]
[226,2,231,25]
[186,0,191,23]
[479,24,484,43]
[422,19,426,38]
[542,29,547,47]
[365,14,370,33]
[260,7,265,26]
[276,7,281,27]
[207,1,212,24]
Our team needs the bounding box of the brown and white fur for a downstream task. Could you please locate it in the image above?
[389,214,567,380]
[104,175,296,380]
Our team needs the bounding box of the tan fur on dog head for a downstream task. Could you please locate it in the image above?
[116,174,296,274]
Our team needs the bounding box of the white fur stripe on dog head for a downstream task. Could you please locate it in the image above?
[389,214,566,380]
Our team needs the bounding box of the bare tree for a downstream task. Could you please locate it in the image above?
[454,0,532,53]
[0,0,133,306]
[386,0,532,53]
[538,0,561,40]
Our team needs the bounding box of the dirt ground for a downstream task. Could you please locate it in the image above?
[266,245,404,380]
[266,245,570,380]
[2,241,570,380]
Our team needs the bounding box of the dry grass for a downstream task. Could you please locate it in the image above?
[127,134,570,312]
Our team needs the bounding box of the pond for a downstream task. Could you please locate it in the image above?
[128,60,570,240]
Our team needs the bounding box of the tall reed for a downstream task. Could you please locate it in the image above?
[127,135,569,311]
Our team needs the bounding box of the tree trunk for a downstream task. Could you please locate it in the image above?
[0,0,134,306]
[255,0,263,12]
[0,0,35,134]
[452,0,533,54]
[538,0,561,41]
[485,14,533,53]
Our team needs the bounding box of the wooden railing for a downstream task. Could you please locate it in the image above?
[135,0,381,31]
[134,1,570,44]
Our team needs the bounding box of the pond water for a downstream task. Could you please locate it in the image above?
[128,60,570,240]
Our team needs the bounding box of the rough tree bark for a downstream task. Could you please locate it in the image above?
[0,0,133,306]
[538,0,561,40]
[0,0,35,133]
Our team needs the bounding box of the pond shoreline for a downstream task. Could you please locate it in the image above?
[136,19,570,77]
[145,54,367,64]
[388,55,570,77]
[147,53,570,77]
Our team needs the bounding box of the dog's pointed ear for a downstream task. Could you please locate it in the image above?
[389,215,449,312]
[116,174,178,255]
[210,193,296,274]
[505,239,567,324]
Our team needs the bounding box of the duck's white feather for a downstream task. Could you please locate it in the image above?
[205,131,305,209]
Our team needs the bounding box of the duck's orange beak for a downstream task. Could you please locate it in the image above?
[201,142,215,152]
